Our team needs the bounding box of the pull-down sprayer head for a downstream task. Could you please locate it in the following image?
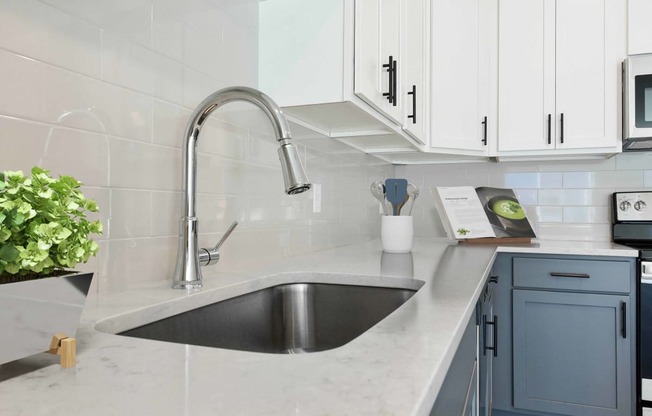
[278,140,311,195]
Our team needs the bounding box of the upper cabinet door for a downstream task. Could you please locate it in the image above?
[556,0,619,150]
[498,0,623,154]
[401,0,428,144]
[431,0,489,153]
[354,0,403,124]
[497,0,555,152]
[628,0,652,55]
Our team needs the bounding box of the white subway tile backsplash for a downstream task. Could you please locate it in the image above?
[152,8,184,61]
[513,189,538,205]
[563,206,610,224]
[101,236,178,290]
[152,100,189,148]
[537,157,616,172]
[0,116,109,186]
[102,32,183,104]
[150,191,181,236]
[197,117,249,159]
[182,9,225,77]
[38,128,110,187]
[0,49,151,141]
[182,67,227,109]
[563,170,645,189]
[109,138,181,190]
[0,0,102,78]
[110,190,153,238]
[538,189,612,206]
[537,223,612,242]
[493,172,563,189]
[615,152,652,170]
[645,171,652,188]
[40,0,154,48]
[529,206,563,223]
[0,116,51,171]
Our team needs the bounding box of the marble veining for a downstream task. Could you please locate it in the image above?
[0,239,637,415]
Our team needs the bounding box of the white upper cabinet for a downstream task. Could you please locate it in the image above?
[497,0,624,157]
[430,0,492,155]
[354,0,403,125]
[355,0,431,143]
[259,0,626,163]
[259,0,425,156]
[401,0,429,143]
[628,0,652,55]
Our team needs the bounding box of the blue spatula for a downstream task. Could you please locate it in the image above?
[385,178,408,216]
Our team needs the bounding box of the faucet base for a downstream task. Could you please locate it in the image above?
[171,281,203,290]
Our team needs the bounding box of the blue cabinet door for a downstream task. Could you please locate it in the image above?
[512,289,631,416]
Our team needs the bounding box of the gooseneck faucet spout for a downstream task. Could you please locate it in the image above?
[172,86,311,290]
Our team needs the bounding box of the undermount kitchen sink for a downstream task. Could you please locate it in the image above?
[115,282,421,354]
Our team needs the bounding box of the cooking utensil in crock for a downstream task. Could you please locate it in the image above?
[385,179,408,216]
[371,180,389,215]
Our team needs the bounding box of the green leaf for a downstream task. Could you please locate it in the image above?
[0,228,11,243]
[0,244,19,262]
[37,188,53,199]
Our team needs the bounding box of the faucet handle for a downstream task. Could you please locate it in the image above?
[198,221,238,267]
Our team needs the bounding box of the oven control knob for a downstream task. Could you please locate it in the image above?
[635,200,647,212]
[619,200,632,211]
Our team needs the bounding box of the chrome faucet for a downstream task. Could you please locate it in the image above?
[172,86,311,289]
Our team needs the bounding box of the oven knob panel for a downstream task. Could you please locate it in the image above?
[614,192,652,221]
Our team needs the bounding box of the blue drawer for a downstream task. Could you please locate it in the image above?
[513,257,632,293]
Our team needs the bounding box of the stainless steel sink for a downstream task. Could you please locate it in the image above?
[117,282,419,354]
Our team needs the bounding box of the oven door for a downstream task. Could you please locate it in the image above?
[642,261,652,406]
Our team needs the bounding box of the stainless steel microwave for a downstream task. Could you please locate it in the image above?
[624,54,652,151]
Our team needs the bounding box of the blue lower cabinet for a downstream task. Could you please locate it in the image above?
[430,315,478,415]
[512,289,632,416]
[489,253,636,416]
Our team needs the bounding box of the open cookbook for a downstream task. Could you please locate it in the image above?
[431,186,536,242]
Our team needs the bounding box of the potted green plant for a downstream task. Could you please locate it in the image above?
[0,167,102,364]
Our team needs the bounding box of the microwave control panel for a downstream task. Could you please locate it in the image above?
[614,191,652,222]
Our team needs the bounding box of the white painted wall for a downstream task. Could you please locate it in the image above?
[0,0,392,291]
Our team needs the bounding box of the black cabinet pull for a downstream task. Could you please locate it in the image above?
[407,85,416,123]
[549,272,590,279]
[382,56,394,104]
[560,113,565,144]
[391,59,397,107]
[483,315,498,357]
[482,116,488,145]
[547,114,552,144]
[621,301,627,339]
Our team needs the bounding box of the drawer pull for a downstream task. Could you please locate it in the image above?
[549,272,590,279]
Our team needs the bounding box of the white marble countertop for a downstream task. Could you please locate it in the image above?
[0,238,637,416]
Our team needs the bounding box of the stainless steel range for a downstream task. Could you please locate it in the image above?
[613,191,652,410]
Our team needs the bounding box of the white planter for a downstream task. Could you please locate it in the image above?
[0,272,93,365]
